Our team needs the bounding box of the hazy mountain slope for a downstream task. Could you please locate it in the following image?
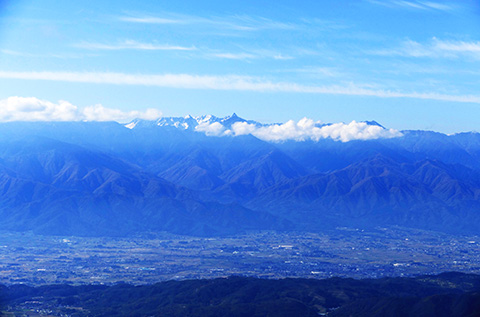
[383,130,480,170]
[0,118,479,236]
[275,138,412,173]
[215,149,307,201]
[160,148,225,191]
[0,136,283,236]
[250,155,480,233]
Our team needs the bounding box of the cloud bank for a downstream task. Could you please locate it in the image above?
[0,97,402,142]
[0,97,162,122]
[195,118,403,142]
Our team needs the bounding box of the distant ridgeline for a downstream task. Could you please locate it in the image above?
[0,116,480,236]
[1,272,480,316]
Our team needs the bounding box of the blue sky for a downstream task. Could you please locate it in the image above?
[0,0,479,132]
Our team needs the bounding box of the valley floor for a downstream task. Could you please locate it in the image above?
[0,227,479,286]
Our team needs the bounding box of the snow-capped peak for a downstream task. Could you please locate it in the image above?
[124,115,402,142]
[125,114,251,131]
[125,121,137,129]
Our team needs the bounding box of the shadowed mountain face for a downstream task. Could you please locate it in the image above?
[0,118,479,236]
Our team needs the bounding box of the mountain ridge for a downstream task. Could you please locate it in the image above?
[0,118,479,236]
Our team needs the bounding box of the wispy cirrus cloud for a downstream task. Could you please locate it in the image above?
[75,40,195,51]
[211,52,258,60]
[119,16,184,24]
[118,11,346,33]
[119,13,299,32]
[278,66,344,78]
[372,38,480,59]
[0,97,162,122]
[434,39,480,54]
[210,50,293,61]
[76,40,291,61]
[272,54,294,60]
[1,49,35,57]
[0,70,479,104]
[1,49,96,59]
[367,0,456,12]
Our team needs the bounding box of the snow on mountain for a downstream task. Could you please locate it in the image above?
[125,114,403,142]
[126,113,251,129]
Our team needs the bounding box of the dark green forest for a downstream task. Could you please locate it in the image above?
[2,272,480,316]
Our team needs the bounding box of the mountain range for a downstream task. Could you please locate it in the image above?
[0,115,479,236]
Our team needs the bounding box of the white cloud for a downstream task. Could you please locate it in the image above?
[195,121,228,136]
[82,104,162,122]
[0,71,479,104]
[76,40,195,51]
[230,121,257,135]
[308,121,402,142]
[0,97,162,122]
[0,97,79,121]
[196,118,402,142]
